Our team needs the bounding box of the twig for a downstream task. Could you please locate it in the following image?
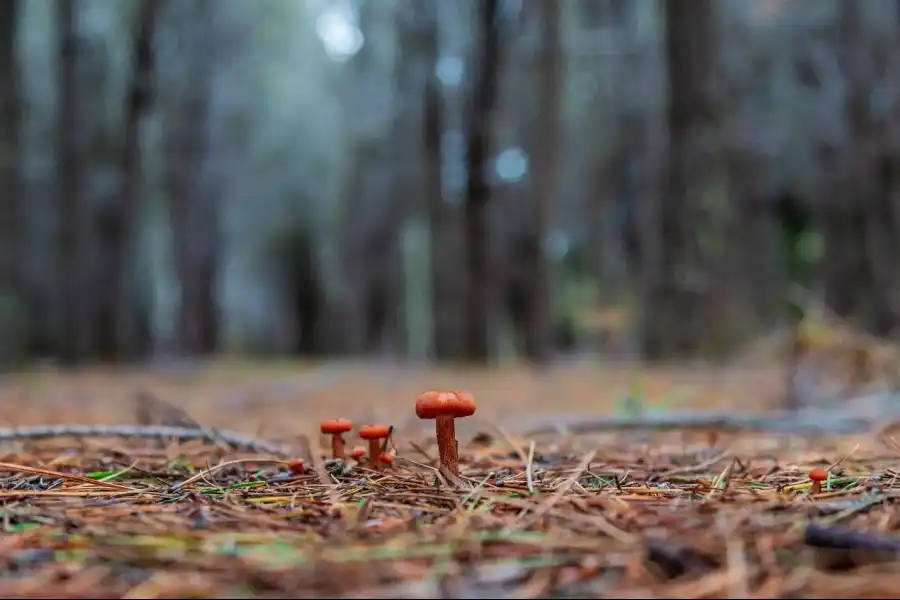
[804,523,900,553]
[170,457,293,491]
[659,450,733,478]
[0,425,294,457]
[525,440,536,494]
[491,423,528,464]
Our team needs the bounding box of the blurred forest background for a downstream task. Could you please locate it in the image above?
[1,0,898,372]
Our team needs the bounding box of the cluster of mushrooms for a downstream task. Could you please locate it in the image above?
[290,390,476,476]
[321,419,394,468]
[289,391,834,501]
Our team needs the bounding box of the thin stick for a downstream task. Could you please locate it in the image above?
[661,450,733,478]
[525,440,536,494]
[170,458,292,491]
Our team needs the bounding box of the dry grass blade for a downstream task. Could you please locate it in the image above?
[515,450,597,530]
[526,440,536,494]
[170,457,293,491]
[0,461,134,491]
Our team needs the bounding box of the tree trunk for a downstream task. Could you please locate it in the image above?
[523,0,562,365]
[56,0,91,366]
[819,2,871,326]
[641,0,720,360]
[462,0,502,363]
[847,4,900,337]
[107,0,159,361]
[817,1,900,336]
[0,0,23,367]
[419,1,458,361]
[164,0,219,356]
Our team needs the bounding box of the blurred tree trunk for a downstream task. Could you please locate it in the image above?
[0,0,23,367]
[462,0,501,362]
[640,0,720,359]
[523,0,562,365]
[107,0,159,360]
[329,1,382,357]
[816,2,874,326]
[420,1,459,360]
[164,0,219,356]
[384,1,442,359]
[817,2,900,336]
[56,0,92,365]
[844,3,900,336]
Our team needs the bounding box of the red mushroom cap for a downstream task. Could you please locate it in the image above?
[320,418,353,435]
[350,446,367,459]
[287,459,306,474]
[379,452,395,466]
[359,424,391,439]
[809,467,828,482]
[415,390,476,419]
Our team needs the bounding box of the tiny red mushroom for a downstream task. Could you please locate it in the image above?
[809,467,828,495]
[320,418,353,460]
[350,446,367,463]
[415,390,476,475]
[359,424,391,469]
[379,452,395,468]
[287,459,306,475]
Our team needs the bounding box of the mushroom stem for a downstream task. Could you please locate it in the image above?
[367,439,382,468]
[435,415,458,474]
[811,481,821,495]
[331,434,346,460]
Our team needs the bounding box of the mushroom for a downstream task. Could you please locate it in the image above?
[359,424,391,469]
[350,446,367,463]
[287,459,306,475]
[379,452,395,467]
[809,467,828,495]
[415,390,476,475]
[320,418,353,460]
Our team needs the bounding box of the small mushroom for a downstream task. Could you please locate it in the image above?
[350,446,367,463]
[320,418,353,460]
[415,390,476,475]
[287,459,306,475]
[359,424,391,469]
[809,467,828,495]
[379,452,395,467]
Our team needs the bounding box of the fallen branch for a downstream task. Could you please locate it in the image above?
[804,523,900,553]
[0,424,293,457]
[804,522,900,570]
[519,409,880,437]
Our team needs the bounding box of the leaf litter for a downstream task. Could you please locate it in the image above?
[0,423,899,597]
[2,376,900,597]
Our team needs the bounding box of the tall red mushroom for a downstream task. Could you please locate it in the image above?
[415,390,475,475]
[320,418,353,460]
[359,424,391,469]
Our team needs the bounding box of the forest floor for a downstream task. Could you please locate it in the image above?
[0,360,897,598]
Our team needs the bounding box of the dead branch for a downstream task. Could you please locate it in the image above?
[0,424,293,457]
[520,409,879,437]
